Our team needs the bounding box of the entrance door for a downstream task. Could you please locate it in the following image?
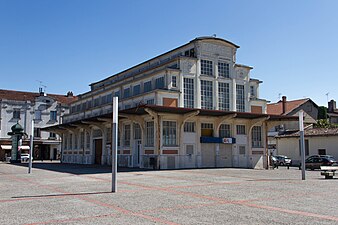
[94,139,102,164]
[133,140,141,167]
[238,145,247,168]
[218,144,232,167]
[201,143,215,168]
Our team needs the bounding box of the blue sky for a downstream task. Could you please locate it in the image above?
[0,0,337,106]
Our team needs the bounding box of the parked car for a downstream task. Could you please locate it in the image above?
[274,155,292,166]
[271,156,279,168]
[299,155,337,170]
[20,154,33,162]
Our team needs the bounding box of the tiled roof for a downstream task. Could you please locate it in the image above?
[267,98,309,115]
[0,89,78,105]
[277,127,338,138]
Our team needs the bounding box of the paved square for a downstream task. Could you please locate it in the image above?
[1,162,337,225]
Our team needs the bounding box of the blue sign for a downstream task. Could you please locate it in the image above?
[200,136,236,144]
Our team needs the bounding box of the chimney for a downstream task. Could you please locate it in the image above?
[282,96,287,114]
[328,100,336,113]
[39,87,45,96]
[67,91,74,97]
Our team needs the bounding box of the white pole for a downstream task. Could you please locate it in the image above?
[28,119,34,174]
[299,111,305,180]
[112,97,118,192]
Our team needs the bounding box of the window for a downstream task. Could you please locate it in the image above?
[186,145,194,155]
[49,132,56,139]
[236,125,246,135]
[171,76,177,87]
[144,81,152,92]
[201,59,213,76]
[318,149,326,155]
[146,99,155,105]
[201,80,213,109]
[35,111,42,120]
[134,123,141,139]
[74,134,78,149]
[64,134,68,150]
[50,111,57,121]
[123,124,131,146]
[218,82,230,111]
[124,104,131,109]
[133,84,141,96]
[114,90,121,98]
[250,86,255,98]
[101,95,107,105]
[34,128,41,138]
[69,133,73,149]
[184,122,195,132]
[123,88,130,98]
[252,126,262,147]
[94,98,100,107]
[201,123,213,136]
[87,100,92,109]
[184,78,194,108]
[236,84,245,112]
[145,121,154,147]
[106,93,113,103]
[80,131,84,149]
[155,77,165,89]
[218,62,230,78]
[13,109,20,119]
[239,146,246,155]
[163,121,177,146]
[219,124,231,138]
[86,131,90,149]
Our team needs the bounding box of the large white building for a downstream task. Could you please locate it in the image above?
[45,37,295,169]
[0,89,77,161]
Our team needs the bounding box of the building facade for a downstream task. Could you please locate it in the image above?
[45,37,294,169]
[0,89,77,161]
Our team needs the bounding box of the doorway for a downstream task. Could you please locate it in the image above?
[94,139,102,164]
[133,140,142,167]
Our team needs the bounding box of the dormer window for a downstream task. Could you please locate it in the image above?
[218,62,230,78]
[201,60,213,76]
[171,76,177,88]
[250,86,255,98]
[13,109,20,119]
[50,111,57,121]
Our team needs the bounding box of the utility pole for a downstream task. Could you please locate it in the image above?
[299,111,305,180]
[111,97,118,192]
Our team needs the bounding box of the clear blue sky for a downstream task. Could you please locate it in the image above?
[0,0,337,107]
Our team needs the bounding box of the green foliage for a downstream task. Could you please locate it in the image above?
[317,106,327,119]
[315,119,338,128]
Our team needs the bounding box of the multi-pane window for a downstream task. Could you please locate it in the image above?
[155,77,165,89]
[86,100,92,109]
[201,80,213,109]
[219,124,231,137]
[123,124,131,147]
[218,82,230,111]
[80,131,84,149]
[69,133,73,149]
[184,78,194,108]
[133,84,141,96]
[123,88,130,98]
[134,123,141,139]
[13,109,20,119]
[64,134,68,150]
[250,86,255,98]
[184,122,195,133]
[252,126,262,147]
[35,111,42,120]
[163,121,177,146]
[201,123,213,136]
[236,125,246,135]
[50,111,57,121]
[107,93,113,103]
[86,131,90,149]
[144,81,152,92]
[145,121,154,147]
[146,99,155,105]
[101,95,107,105]
[201,59,213,76]
[74,134,78,149]
[34,128,41,138]
[218,62,230,78]
[114,90,121,98]
[94,98,100,107]
[236,84,245,112]
[171,76,177,87]
[49,132,56,139]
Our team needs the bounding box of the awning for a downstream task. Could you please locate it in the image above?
[0,145,30,150]
[0,145,12,150]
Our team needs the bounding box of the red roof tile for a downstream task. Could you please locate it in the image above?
[267,98,309,115]
[0,89,78,105]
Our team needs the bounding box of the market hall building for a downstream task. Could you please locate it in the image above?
[44,37,295,169]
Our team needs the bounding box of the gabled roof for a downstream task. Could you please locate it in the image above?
[0,89,78,105]
[267,98,317,115]
[276,127,338,138]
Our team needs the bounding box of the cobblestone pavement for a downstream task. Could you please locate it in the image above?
[1,162,337,225]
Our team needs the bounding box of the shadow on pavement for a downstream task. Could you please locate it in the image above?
[8,161,152,175]
[12,191,113,199]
